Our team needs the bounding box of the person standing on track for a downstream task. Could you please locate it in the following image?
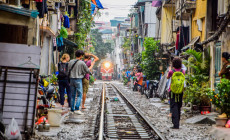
[68,50,91,115]
[167,57,185,129]
[82,53,99,109]
[58,54,71,110]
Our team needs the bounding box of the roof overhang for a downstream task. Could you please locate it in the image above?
[0,4,39,18]
[63,38,78,48]
[134,0,152,7]
[40,26,56,37]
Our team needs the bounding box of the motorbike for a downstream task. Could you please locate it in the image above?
[142,80,159,99]
[37,75,56,108]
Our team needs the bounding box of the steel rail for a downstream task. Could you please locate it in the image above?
[98,83,105,140]
[111,83,166,140]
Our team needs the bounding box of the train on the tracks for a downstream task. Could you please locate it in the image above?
[99,60,114,81]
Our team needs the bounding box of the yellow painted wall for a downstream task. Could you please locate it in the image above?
[191,0,207,41]
[160,6,176,44]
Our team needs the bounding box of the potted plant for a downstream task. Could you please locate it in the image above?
[183,74,211,112]
[183,49,211,112]
[208,78,230,126]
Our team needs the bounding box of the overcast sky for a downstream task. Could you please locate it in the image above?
[95,0,138,22]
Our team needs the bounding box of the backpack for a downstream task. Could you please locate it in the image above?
[58,62,68,79]
[171,69,185,95]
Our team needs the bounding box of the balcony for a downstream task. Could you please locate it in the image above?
[163,0,175,7]
[176,0,196,20]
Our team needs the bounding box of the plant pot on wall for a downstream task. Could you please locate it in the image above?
[215,117,228,127]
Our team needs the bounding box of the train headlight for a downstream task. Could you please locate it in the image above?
[104,62,111,68]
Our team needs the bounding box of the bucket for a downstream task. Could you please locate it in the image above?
[48,109,62,127]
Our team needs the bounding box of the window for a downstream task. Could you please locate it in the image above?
[0,24,28,44]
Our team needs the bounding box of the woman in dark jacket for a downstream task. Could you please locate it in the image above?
[58,54,71,110]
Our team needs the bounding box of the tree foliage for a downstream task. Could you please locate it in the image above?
[122,37,131,51]
[75,0,92,49]
[141,38,160,79]
[90,29,114,61]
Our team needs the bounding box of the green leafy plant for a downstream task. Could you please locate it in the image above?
[89,75,95,85]
[183,49,211,76]
[208,78,230,118]
[122,37,131,51]
[75,0,92,49]
[90,29,114,65]
[122,75,128,85]
[46,74,58,85]
[141,37,160,80]
[133,53,142,65]
[183,49,211,106]
[183,74,210,106]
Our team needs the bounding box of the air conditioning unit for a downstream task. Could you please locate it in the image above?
[68,0,75,6]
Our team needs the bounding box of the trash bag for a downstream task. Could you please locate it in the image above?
[5,118,22,140]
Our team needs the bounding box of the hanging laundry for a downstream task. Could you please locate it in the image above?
[152,0,162,7]
[63,15,70,28]
[36,0,48,18]
[175,27,180,50]
[53,38,57,47]
[56,37,64,47]
[91,0,96,5]
[95,0,104,9]
[178,26,189,53]
[58,26,68,39]
[91,2,96,15]
[35,0,42,2]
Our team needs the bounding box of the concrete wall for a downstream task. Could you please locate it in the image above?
[160,6,176,44]
[221,28,230,53]
[144,2,157,38]
[40,35,51,75]
[0,11,39,45]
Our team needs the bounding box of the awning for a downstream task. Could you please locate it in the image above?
[40,26,56,37]
[63,38,78,48]
[134,0,152,7]
[181,36,200,51]
[0,4,39,18]
[187,36,200,46]
[181,45,190,51]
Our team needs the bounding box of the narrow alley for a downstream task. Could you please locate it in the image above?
[0,0,230,140]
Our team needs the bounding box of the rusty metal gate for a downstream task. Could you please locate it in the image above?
[0,67,39,137]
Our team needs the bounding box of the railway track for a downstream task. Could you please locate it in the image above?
[93,83,165,140]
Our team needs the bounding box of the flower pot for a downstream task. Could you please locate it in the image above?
[200,106,211,112]
[192,105,199,111]
[215,117,228,127]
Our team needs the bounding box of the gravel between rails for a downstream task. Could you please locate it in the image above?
[113,82,216,140]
